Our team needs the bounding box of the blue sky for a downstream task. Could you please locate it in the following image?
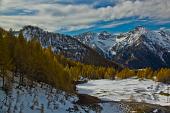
[0,0,170,35]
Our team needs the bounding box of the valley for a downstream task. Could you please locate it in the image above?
[0,26,170,113]
[1,76,170,113]
[77,78,170,106]
[1,0,170,112]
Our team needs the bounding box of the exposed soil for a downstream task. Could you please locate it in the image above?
[77,94,170,113]
[76,94,101,105]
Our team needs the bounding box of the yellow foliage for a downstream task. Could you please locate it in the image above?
[157,68,170,83]
[137,67,153,79]
[116,68,135,79]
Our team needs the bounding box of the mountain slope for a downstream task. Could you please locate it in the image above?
[0,77,128,113]
[75,27,170,69]
[75,31,117,59]
[16,26,121,69]
[112,27,170,69]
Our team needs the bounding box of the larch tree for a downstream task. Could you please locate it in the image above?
[0,33,12,88]
[14,32,28,85]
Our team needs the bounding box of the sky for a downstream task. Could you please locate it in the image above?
[0,0,170,35]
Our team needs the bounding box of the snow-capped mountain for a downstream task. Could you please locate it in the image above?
[113,26,170,69]
[113,26,170,52]
[75,31,117,59]
[76,26,170,69]
[16,26,120,68]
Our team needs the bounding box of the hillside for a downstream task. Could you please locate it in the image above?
[15,26,121,69]
[0,76,129,113]
[75,26,170,69]
[75,31,116,59]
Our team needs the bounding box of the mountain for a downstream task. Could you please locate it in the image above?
[113,26,170,69]
[75,31,117,59]
[75,26,170,69]
[16,26,120,69]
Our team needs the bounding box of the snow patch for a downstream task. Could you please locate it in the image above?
[77,79,170,106]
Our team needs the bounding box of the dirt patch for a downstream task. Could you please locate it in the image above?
[77,94,170,113]
[76,94,101,105]
[122,101,170,113]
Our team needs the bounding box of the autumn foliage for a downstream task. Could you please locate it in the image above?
[0,28,169,93]
[116,67,170,84]
[0,28,117,92]
[157,68,170,83]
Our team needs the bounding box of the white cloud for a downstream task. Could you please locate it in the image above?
[101,21,131,28]
[154,20,170,25]
[0,0,170,32]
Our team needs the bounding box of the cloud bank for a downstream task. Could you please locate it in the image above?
[0,0,170,32]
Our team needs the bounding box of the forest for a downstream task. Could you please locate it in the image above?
[0,28,170,93]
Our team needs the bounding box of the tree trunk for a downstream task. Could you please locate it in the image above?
[19,73,22,86]
[12,71,15,82]
[19,73,24,86]
[2,68,5,88]
[2,74,5,88]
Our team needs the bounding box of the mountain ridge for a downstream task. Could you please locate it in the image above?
[14,25,121,69]
[75,26,170,69]
[12,25,170,69]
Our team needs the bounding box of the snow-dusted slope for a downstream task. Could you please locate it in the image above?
[114,27,170,53]
[77,78,170,106]
[75,27,170,69]
[75,31,117,59]
[112,27,170,69]
[15,26,120,68]
[0,77,128,113]
[20,26,87,62]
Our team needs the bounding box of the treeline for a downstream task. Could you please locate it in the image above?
[0,28,117,92]
[116,67,170,83]
[65,64,116,80]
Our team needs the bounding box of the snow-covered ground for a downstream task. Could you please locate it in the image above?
[0,77,128,113]
[77,78,170,106]
[0,82,79,113]
[0,89,5,98]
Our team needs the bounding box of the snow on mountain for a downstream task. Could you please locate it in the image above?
[17,26,90,62]
[77,78,170,106]
[15,26,120,68]
[14,25,170,69]
[115,26,170,53]
[114,26,148,50]
[75,31,117,59]
[75,26,170,69]
[112,26,170,69]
